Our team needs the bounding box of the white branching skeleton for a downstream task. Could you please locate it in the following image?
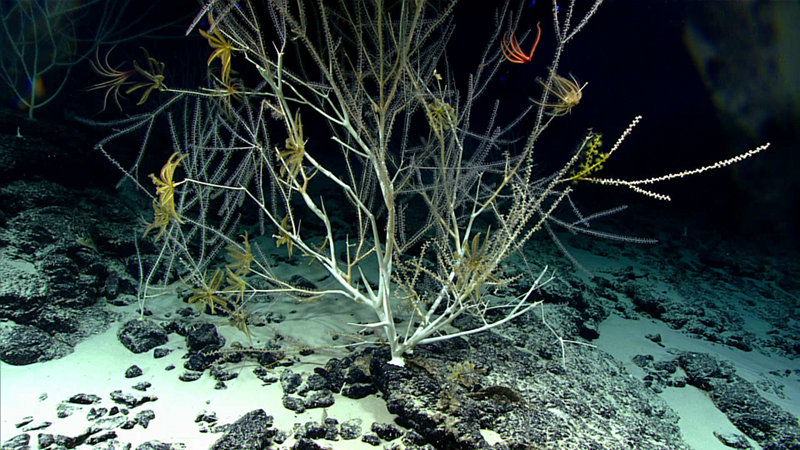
[95,0,766,365]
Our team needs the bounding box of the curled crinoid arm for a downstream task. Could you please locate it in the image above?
[530,74,587,116]
[501,22,542,64]
[87,47,135,112]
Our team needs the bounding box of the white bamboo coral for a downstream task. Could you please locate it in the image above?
[92,0,769,366]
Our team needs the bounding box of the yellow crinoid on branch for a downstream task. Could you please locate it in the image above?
[144,201,174,241]
[530,73,586,116]
[144,152,186,239]
[186,268,228,315]
[226,232,254,276]
[277,110,308,183]
[274,215,296,257]
[453,230,503,299]
[209,77,244,116]
[227,302,253,342]
[88,47,166,110]
[126,48,167,106]
[199,12,236,85]
[424,97,456,134]
[225,267,247,307]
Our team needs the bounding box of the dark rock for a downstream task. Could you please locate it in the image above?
[211,366,238,382]
[163,318,191,336]
[184,351,217,372]
[86,407,108,421]
[361,434,381,446]
[153,347,171,358]
[287,275,316,291]
[37,433,54,449]
[253,367,279,384]
[272,429,288,444]
[132,382,151,391]
[1,434,30,450]
[117,320,168,354]
[631,354,653,368]
[361,308,690,449]
[668,376,687,388]
[94,415,127,431]
[196,412,218,424]
[56,403,80,418]
[295,421,337,440]
[343,364,370,384]
[125,365,143,378]
[280,369,302,394]
[629,285,667,318]
[713,432,751,449]
[340,418,363,440]
[304,390,335,409]
[292,438,327,449]
[402,429,427,446]
[211,409,275,450]
[13,416,33,428]
[135,441,175,450]
[135,410,156,428]
[282,395,305,413]
[320,358,345,392]
[371,422,403,441]
[109,390,157,408]
[68,393,101,405]
[677,352,736,391]
[20,421,50,432]
[85,431,117,446]
[50,427,96,448]
[303,373,328,391]
[322,418,340,439]
[0,322,72,365]
[579,321,600,340]
[179,371,203,382]
[186,322,224,353]
[645,333,662,343]
[254,349,283,368]
[676,351,800,448]
[0,257,49,323]
[653,360,677,374]
[342,382,377,399]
